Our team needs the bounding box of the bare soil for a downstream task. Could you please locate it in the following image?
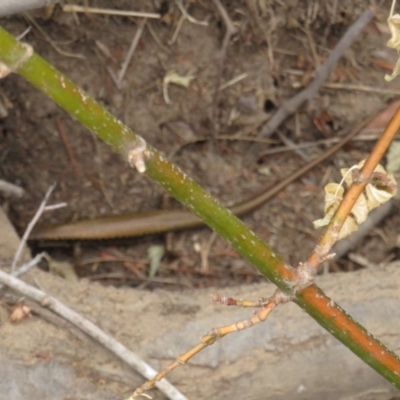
[1,1,400,399]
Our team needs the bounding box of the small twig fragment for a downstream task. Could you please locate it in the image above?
[0,252,46,291]
[62,5,161,19]
[210,0,237,133]
[175,0,208,26]
[130,290,287,398]
[12,183,60,273]
[0,270,187,400]
[24,13,84,59]
[212,293,268,307]
[117,18,147,89]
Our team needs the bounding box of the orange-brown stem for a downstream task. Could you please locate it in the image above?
[295,284,400,384]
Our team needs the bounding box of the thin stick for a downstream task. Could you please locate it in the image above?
[323,81,400,95]
[106,66,119,87]
[243,0,275,68]
[62,5,161,19]
[11,183,57,273]
[259,9,375,138]
[168,14,185,45]
[145,22,170,53]
[0,270,187,400]
[16,25,31,41]
[24,13,85,59]
[276,130,310,162]
[211,0,237,134]
[117,19,147,88]
[219,72,248,90]
[130,290,286,398]
[304,24,319,68]
[258,135,378,156]
[0,252,46,290]
[175,0,208,26]
[13,252,46,278]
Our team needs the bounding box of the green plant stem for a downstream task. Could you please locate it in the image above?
[1,26,400,388]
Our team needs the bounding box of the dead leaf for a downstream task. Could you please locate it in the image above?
[44,253,79,282]
[163,70,195,104]
[147,245,165,280]
[313,183,366,240]
[385,0,400,81]
[341,160,397,211]
[313,160,397,240]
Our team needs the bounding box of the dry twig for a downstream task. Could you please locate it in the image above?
[0,270,187,400]
[175,0,208,26]
[210,0,237,134]
[0,252,46,291]
[11,183,66,273]
[62,5,160,19]
[116,19,147,89]
[24,13,85,59]
[130,290,288,398]
[323,81,400,95]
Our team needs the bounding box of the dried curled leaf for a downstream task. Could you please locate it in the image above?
[147,245,165,280]
[163,70,195,104]
[385,0,400,81]
[44,252,79,282]
[313,183,343,229]
[313,160,397,240]
[313,183,367,239]
[341,160,397,211]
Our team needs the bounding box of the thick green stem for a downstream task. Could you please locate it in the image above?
[1,26,400,388]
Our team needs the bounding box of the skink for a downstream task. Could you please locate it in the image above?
[28,117,371,241]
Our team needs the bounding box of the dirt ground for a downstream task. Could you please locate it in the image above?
[1,0,400,399]
[1,0,399,288]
